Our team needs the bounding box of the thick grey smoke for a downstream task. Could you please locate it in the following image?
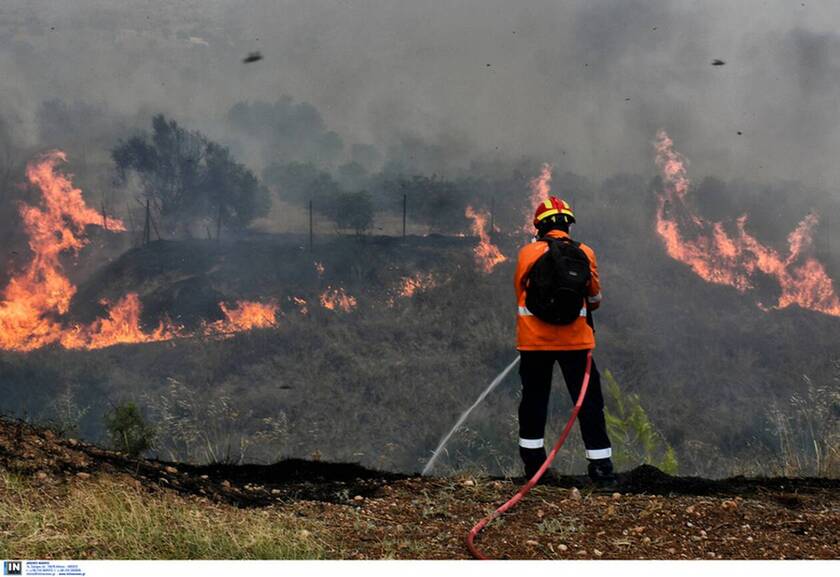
[3,0,840,187]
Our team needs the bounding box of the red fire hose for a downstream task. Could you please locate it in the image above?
[466,349,593,560]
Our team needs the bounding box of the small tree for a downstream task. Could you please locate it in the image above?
[203,142,271,230]
[104,402,155,458]
[112,114,270,237]
[603,371,678,474]
[382,175,467,233]
[333,191,374,236]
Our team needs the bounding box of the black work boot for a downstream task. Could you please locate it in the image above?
[587,457,617,487]
[520,446,556,484]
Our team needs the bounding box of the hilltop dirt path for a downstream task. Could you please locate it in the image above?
[1,417,838,559]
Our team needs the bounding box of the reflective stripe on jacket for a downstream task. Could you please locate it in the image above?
[514,230,601,351]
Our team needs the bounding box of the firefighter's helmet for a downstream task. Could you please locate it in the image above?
[533,196,575,227]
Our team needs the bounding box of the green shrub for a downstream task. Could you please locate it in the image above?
[104,402,155,457]
[603,370,678,474]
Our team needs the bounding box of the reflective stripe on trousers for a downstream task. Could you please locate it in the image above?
[518,437,544,449]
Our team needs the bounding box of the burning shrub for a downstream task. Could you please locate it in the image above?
[104,402,155,458]
[319,286,357,312]
[386,272,438,307]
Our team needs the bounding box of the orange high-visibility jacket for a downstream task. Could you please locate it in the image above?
[514,230,601,351]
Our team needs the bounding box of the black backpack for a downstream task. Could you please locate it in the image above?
[524,236,592,325]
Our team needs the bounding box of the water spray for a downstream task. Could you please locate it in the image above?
[421,355,520,476]
[421,347,592,558]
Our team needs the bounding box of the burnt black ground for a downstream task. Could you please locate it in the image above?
[516,464,840,496]
[2,416,836,509]
[3,416,839,559]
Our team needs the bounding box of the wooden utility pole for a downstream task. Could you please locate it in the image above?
[309,199,314,251]
[101,200,108,231]
[402,193,407,238]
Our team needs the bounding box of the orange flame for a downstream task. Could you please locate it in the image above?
[654,130,840,316]
[319,286,357,312]
[291,296,309,315]
[386,272,437,306]
[0,152,278,351]
[205,300,279,334]
[525,163,553,234]
[59,294,183,350]
[397,272,436,298]
[465,205,506,273]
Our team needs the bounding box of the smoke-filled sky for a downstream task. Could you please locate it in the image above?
[3,0,840,189]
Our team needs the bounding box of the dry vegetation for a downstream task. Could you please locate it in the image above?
[0,230,838,479]
[0,473,324,559]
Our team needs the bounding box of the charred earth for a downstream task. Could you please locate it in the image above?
[0,416,837,560]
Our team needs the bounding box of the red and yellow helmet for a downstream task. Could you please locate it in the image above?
[533,196,575,227]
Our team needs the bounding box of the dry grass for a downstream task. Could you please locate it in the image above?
[768,373,840,478]
[0,473,324,559]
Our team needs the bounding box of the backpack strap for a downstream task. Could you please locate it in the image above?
[539,235,580,248]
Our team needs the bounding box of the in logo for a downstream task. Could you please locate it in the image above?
[3,561,22,576]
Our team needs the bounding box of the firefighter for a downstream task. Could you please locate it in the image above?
[514,197,615,484]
